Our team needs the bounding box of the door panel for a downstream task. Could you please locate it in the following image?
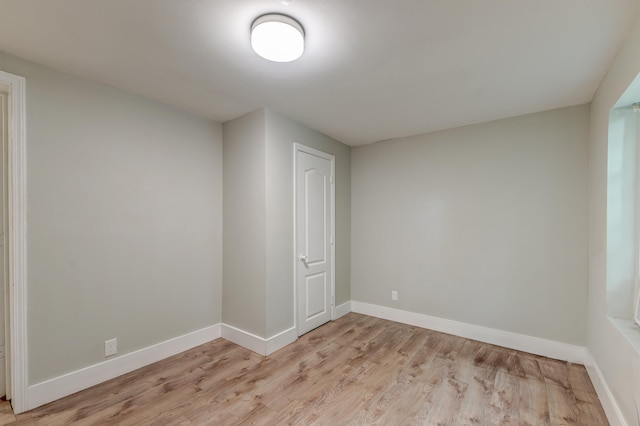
[296,145,334,336]
[305,169,326,264]
[305,272,326,318]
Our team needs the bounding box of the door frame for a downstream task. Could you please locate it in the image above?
[0,71,28,414]
[293,143,336,335]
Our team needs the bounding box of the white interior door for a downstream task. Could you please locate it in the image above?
[295,144,334,336]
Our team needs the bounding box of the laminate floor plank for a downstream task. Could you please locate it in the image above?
[517,375,551,426]
[0,402,16,426]
[8,313,608,425]
[486,368,520,424]
[452,362,497,424]
[401,355,465,425]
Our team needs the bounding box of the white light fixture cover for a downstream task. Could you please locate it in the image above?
[251,14,304,62]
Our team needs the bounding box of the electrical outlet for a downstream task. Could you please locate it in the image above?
[104,338,117,357]
[392,290,398,301]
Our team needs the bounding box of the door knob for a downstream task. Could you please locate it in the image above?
[299,254,308,263]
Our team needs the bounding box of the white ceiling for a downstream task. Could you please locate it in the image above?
[0,0,637,146]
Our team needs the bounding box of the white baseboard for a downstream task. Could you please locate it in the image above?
[221,303,352,356]
[27,321,299,411]
[351,301,587,364]
[27,324,221,411]
[334,301,351,319]
[583,351,628,426]
[352,301,626,426]
[221,324,266,355]
[20,305,627,426]
[265,327,298,355]
[222,324,297,356]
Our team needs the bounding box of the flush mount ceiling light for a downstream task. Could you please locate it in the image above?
[251,14,304,62]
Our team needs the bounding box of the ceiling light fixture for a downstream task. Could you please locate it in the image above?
[251,14,304,62]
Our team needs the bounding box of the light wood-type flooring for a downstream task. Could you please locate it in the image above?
[2,313,608,425]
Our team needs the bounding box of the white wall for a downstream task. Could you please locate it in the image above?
[589,4,640,423]
[0,51,223,385]
[352,105,589,345]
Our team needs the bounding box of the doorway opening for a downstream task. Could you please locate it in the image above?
[0,71,28,414]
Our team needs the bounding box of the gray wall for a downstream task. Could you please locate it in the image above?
[351,105,589,345]
[265,109,351,336]
[222,108,351,339]
[222,109,267,336]
[589,4,640,422]
[0,51,223,384]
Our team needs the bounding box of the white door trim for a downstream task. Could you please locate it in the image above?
[0,71,27,414]
[293,143,336,335]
